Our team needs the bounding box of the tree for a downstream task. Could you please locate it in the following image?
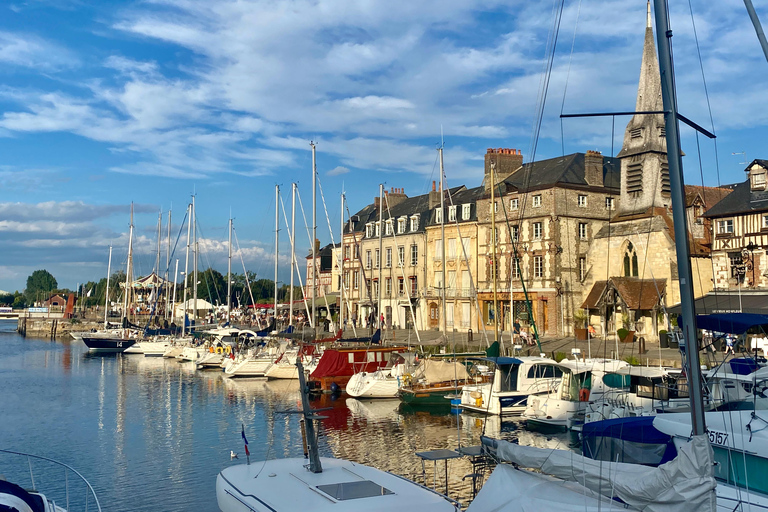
[25,269,58,304]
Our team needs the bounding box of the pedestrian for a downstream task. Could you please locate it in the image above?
[725,335,735,355]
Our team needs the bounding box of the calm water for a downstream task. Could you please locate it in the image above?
[0,319,577,511]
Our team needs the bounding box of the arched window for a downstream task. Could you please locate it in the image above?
[623,242,639,277]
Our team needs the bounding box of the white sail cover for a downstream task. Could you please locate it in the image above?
[467,463,620,512]
[413,359,468,383]
[489,434,716,512]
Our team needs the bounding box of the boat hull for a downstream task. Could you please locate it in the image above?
[399,385,462,407]
[82,336,136,353]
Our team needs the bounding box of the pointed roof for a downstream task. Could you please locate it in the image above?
[617,1,666,158]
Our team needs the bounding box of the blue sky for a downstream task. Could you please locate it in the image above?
[0,0,766,293]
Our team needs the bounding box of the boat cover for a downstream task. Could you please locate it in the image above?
[695,313,768,335]
[466,463,621,512]
[413,359,468,383]
[485,434,716,512]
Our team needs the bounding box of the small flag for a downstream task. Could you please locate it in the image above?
[86,288,92,297]
[242,424,250,463]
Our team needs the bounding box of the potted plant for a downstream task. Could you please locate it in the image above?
[659,329,669,348]
[573,309,588,341]
[617,328,635,343]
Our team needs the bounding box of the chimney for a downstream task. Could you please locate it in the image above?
[387,186,408,208]
[314,238,320,255]
[485,148,524,193]
[429,180,441,209]
[584,150,604,187]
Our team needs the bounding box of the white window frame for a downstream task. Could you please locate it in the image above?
[763,215,768,229]
[578,195,587,207]
[397,217,406,234]
[448,238,457,258]
[435,207,443,224]
[448,205,457,222]
[533,222,542,240]
[511,225,519,242]
[532,195,542,208]
[375,249,380,268]
[579,257,586,281]
[385,220,393,236]
[365,250,372,269]
[718,219,734,234]
[510,198,519,210]
[579,222,587,240]
[397,246,405,266]
[410,244,418,265]
[410,215,419,232]
[365,223,373,238]
[385,247,392,268]
[462,204,471,220]
[605,197,615,210]
[533,255,543,278]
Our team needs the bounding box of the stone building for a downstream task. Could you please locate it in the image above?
[423,183,485,334]
[476,148,620,338]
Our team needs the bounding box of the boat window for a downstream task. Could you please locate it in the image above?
[631,376,668,400]
[367,352,376,363]
[669,375,689,399]
[527,365,562,379]
[712,447,768,495]
[348,353,355,364]
[603,373,631,389]
[563,371,591,401]
[498,364,519,392]
[316,481,394,500]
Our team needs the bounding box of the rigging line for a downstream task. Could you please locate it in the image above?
[382,192,422,343]
[278,195,312,322]
[559,0,583,116]
[194,222,221,307]
[442,174,490,348]
[344,203,377,323]
[295,189,314,248]
[231,227,257,310]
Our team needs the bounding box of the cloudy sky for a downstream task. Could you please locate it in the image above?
[0,0,766,293]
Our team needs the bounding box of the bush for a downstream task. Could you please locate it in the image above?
[658,329,667,336]
[554,351,569,362]
[617,328,629,340]
[623,355,641,366]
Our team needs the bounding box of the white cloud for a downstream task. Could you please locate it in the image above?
[327,166,349,176]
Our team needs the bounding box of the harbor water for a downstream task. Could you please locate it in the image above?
[0,319,577,511]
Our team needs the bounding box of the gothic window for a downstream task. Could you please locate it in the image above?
[623,242,639,277]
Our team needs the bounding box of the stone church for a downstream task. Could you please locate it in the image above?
[581,5,718,341]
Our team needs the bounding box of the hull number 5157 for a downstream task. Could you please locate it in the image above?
[708,430,728,445]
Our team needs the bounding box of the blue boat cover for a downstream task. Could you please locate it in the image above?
[694,313,768,335]
[581,416,677,466]
[467,357,523,365]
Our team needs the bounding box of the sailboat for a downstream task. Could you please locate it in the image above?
[216,359,460,512]
[467,2,721,510]
[81,204,139,353]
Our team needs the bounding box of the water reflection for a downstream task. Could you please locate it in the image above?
[0,332,580,511]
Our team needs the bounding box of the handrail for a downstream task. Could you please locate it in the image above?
[0,449,102,512]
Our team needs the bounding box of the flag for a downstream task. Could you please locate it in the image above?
[86,288,92,297]
[242,424,250,457]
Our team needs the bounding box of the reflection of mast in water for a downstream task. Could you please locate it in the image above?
[113,355,128,482]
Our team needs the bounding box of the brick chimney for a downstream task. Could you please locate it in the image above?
[386,186,408,208]
[428,180,441,209]
[584,150,604,187]
[485,148,523,193]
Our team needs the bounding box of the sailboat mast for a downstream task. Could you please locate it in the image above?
[378,184,384,332]
[192,195,198,326]
[339,192,345,331]
[652,0,706,435]
[182,202,192,336]
[123,203,134,324]
[290,183,296,327]
[274,185,280,329]
[156,211,162,276]
[490,163,499,345]
[227,216,232,324]
[104,245,112,328]
[172,258,179,325]
[166,209,171,319]
[311,142,317,335]
[439,148,448,340]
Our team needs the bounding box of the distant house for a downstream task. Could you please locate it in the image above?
[44,294,67,307]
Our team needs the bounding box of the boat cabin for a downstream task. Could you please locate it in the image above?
[309,346,408,392]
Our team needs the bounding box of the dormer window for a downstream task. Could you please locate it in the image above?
[365,223,373,238]
[751,166,767,190]
[462,204,471,220]
[410,214,419,232]
[397,217,406,234]
[448,205,457,222]
[435,207,443,224]
[385,219,393,236]
[375,221,380,237]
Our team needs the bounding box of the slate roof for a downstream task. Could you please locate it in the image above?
[703,179,768,218]
[582,277,666,311]
[502,152,621,192]
[425,185,485,226]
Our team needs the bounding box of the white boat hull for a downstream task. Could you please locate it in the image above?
[346,371,400,398]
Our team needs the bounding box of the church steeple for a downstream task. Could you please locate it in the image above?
[617,0,670,215]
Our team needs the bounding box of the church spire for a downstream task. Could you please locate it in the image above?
[616,1,670,215]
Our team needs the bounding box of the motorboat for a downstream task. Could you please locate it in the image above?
[459,356,562,416]
[398,358,469,407]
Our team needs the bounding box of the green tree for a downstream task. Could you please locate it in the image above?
[12,292,26,309]
[0,293,13,306]
[186,268,227,305]
[25,269,58,304]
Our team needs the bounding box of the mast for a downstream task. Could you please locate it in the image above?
[296,358,322,473]
[290,183,296,327]
[490,163,499,345]
[227,215,233,325]
[182,202,192,336]
[274,185,280,330]
[123,203,134,324]
[192,195,198,327]
[378,184,383,332]
[339,192,345,331]
[166,209,171,319]
[104,245,112,328]
[172,258,179,325]
[439,148,448,340]
[155,211,162,276]
[744,0,768,63]
[653,0,706,435]
[311,142,317,336]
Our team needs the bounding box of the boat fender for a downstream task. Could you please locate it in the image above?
[210,347,215,353]
[225,345,232,354]
[403,373,412,386]
[216,346,224,354]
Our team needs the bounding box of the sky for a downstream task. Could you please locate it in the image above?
[0,0,766,294]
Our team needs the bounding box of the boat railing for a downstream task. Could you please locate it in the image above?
[0,449,102,512]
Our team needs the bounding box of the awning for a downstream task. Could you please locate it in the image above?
[667,291,768,316]
[695,313,768,335]
[582,277,665,310]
